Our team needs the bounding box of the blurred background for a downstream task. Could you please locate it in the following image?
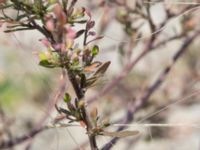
[1,0,200,150]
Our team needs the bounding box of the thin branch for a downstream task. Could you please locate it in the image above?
[68,70,98,150]
[87,35,154,104]
[0,127,46,149]
[152,34,184,49]
[101,29,200,150]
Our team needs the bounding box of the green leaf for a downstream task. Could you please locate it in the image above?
[39,52,48,60]
[39,60,56,68]
[51,52,60,63]
[91,45,99,57]
[64,93,71,103]
[48,0,57,4]
[72,58,79,66]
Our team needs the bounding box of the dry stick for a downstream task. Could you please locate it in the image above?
[101,30,200,150]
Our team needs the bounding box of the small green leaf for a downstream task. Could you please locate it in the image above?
[72,58,79,66]
[39,52,47,60]
[48,0,57,4]
[92,45,99,57]
[39,60,56,68]
[64,93,71,103]
[51,52,60,63]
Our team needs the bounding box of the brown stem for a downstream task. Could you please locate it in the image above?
[67,71,98,150]
[88,134,98,150]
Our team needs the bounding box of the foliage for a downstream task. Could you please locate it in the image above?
[0,1,113,149]
[1,1,200,150]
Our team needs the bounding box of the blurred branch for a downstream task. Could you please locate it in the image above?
[152,33,185,49]
[87,40,151,104]
[87,1,200,105]
[0,126,46,149]
[87,25,156,104]
[101,29,200,150]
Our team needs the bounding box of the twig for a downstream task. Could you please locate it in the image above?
[0,127,46,149]
[101,29,200,150]
[87,38,153,104]
[68,71,98,150]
